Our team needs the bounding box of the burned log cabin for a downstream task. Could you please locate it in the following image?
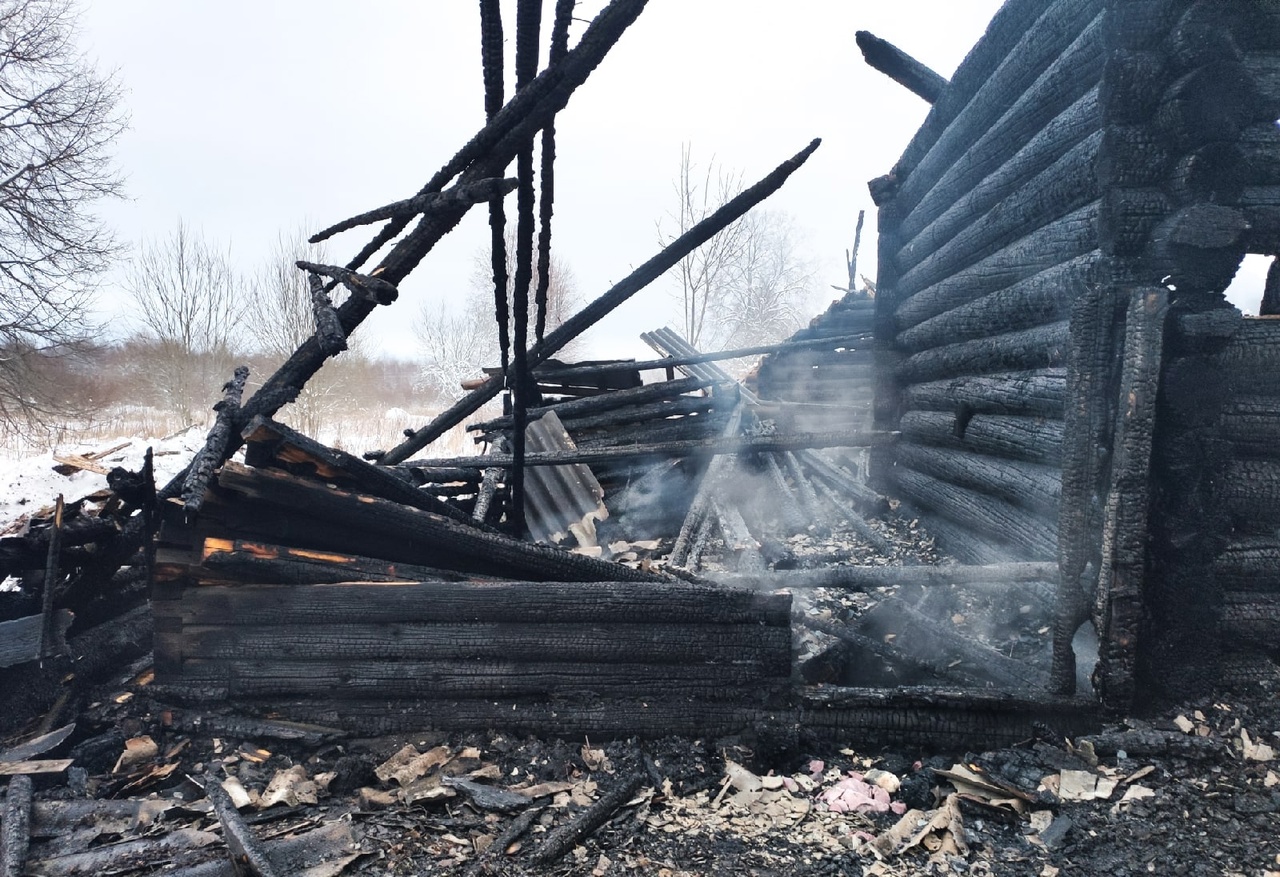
[4,0,1279,750]
[862,0,1280,708]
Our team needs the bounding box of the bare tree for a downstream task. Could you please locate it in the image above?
[656,144,748,348]
[718,210,816,349]
[244,227,371,435]
[124,221,248,422]
[0,0,126,434]
[658,146,815,350]
[416,231,582,403]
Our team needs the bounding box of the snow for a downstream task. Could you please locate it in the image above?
[0,429,203,536]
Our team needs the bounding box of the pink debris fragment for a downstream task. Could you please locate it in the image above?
[808,759,825,779]
[820,774,895,814]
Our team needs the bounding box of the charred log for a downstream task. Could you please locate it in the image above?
[854,31,948,104]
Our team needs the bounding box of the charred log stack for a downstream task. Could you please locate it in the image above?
[150,417,794,737]
[864,0,1280,708]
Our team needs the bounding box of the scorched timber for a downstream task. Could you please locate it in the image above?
[397,428,889,470]
[210,462,662,582]
[156,580,789,627]
[183,538,490,586]
[170,622,792,670]
[898,255,1098,353]
[167,659,783,702]
[895,320,1070,385]
[854,30,948,104]
[899,410,1065,465]
[892,1,1103,224]
[469,374,721,431]
[722,561,1059,592]
[241,416,471,523]
[901,368,1067,417]
[892,202,1099,332]
[895,86,1100,273]
[893,443,1061,513]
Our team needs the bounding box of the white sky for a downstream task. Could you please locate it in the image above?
[77,1,1268,361]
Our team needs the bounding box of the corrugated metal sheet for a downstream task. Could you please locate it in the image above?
[522,410,608,547]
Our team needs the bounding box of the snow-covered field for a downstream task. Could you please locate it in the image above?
[0,404,490,537]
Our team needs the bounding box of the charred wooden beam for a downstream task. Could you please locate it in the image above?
[38,496,63,659]
[182,366,249,516]
[529,770,645,866]
[898,411,1064,465]
[1221,459,1280,526]
[172,659,782,701]
[892,467,1057,559]
[710,497,765,573]
[1212,536,1280,592]
[0,775,33,877]
[309,177,518,243]
[209,462,661,583]
[305,273,347,355]
[470,375,719,431]
[893,3,1104,224]
[894,443,1061,514]
[159,579,789,628]
[762,452,808,534]
[204,772,280,877]
[399,427,890,471]
[728,560,1057,592]
[189,537,488,586]
[893,202,1099,333]
[897,132,1101,303]
[471,467,502,524]
[897,85,1099,271]
[794,449,888,515]
[379,138,823,464]
[895,320,1070,386]
[900,254,1098,354]
[173,621,791,670]
[241,416,474,524]
[294,261,398,306]
[855,30,947,104]
[1093,289,1168,709]
[901,368,1067,418]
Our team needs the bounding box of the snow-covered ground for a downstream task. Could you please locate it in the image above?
[0,429,203,536]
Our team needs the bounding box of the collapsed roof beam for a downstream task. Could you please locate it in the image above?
[855,30,948,104]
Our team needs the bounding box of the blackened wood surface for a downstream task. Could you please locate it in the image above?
[195,538,487,585]
[173,622,791,670]
[892,466,1057,559]
[854,31,948,104]
[181,366,249,515]
[900,254,1098,354]
[306,273,347,355]
[212,462,661,583]
[898,411,1064,465]
[901,368,1066,418]
[1,774,32,877]
[156,580,790,627]
[894,443,1061,514]
[895,320,1069,385]
[894,1,1103,224]
[894,203,1099,332]
[897,86,1099,272]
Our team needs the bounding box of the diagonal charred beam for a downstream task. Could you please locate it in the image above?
[305,273,347,355]
[294,261,398,305]
[380,138,822,464]
[471,375,720,431]
[481,0,512,375]
[855,30,949,104]
[182,366,250,517]
[241,416,476,524]
[309,177,518,244]
[204,772,280,877]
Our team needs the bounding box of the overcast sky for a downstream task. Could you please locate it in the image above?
[77,1,1267,362]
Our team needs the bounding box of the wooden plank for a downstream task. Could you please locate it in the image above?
[176,622,793,671]
[898,411,1064,464]
[166,580,792,628]
[0,760,72,777]
[173,659,786,701]
[0,611,72,669]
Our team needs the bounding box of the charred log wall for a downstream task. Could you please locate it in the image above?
[871,0,1106,562]
[150,467,793,737]
[871,0,1280,708]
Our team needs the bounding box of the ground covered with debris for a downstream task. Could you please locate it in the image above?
[5,674,1278,877]
[3,496,1277,877]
